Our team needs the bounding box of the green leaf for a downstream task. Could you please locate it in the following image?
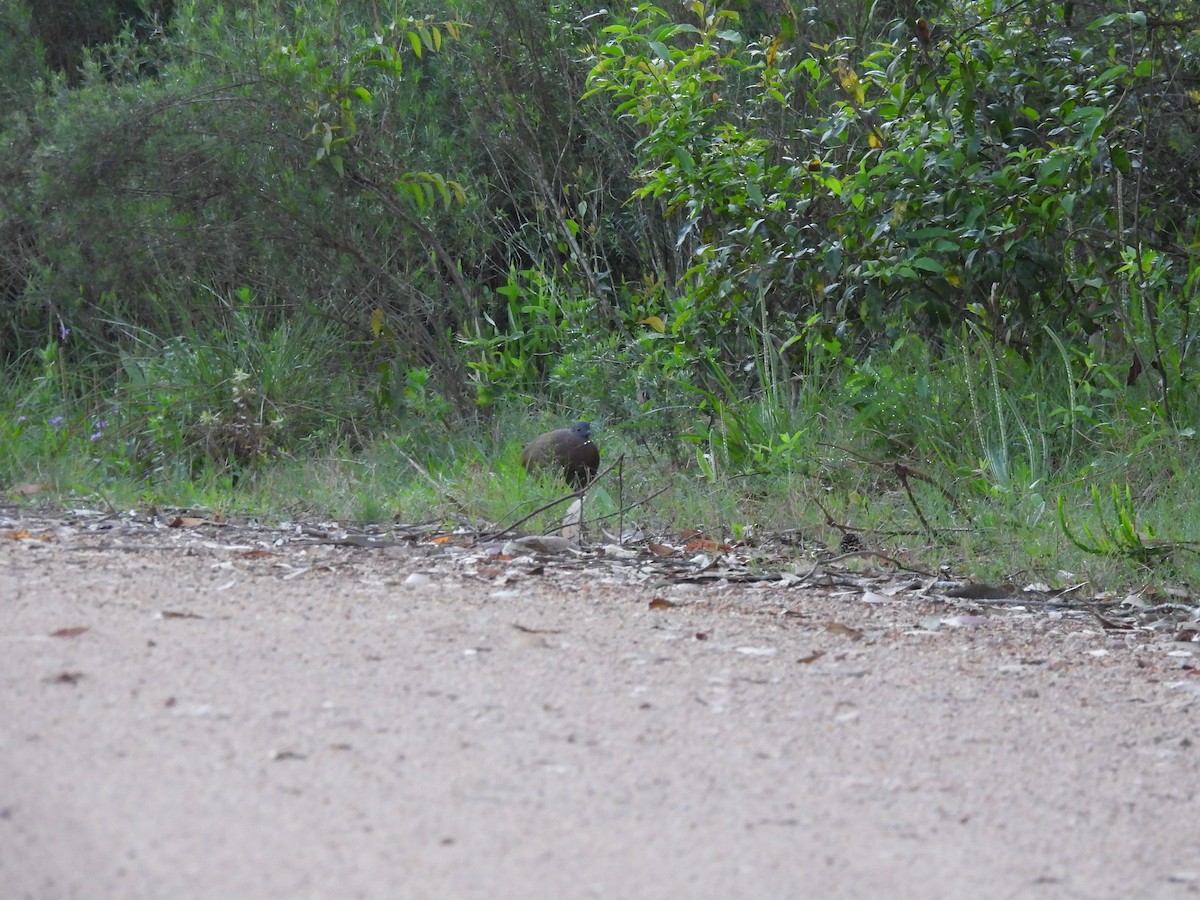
[1087,11,1146,29]
[1091,65,1128,87]
[648,41,672,62]
[1110,144,1131,173]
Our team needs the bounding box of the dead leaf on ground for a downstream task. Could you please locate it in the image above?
[797,650,826,664]
[44,671,84,685]
[50,626,89,639]
[5,530,50,541]
[561,498,583,542]
[679,529,732,552]
[239,548,279,559]
[167,516,223,528]
[945,583,1013,600]
[940,614,994,628]
[512,623,563,635]
[10,483,49,496]
[160,610,203,620]
[825,622,865,640]
[685,537,731,552]
[648,542,677,557]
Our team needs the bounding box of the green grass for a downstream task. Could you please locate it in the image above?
[4,326,1200,594]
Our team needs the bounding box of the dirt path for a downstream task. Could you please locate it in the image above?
[2,513,1198,899]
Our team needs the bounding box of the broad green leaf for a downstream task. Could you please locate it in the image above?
[1091,65,1128,87]
[1110,144,1131,173]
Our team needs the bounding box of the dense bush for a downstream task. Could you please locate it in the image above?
[2,0,1200,474]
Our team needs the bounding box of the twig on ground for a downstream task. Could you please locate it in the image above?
[485,453,627,539]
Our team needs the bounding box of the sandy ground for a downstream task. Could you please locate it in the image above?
[1,512,1198,899]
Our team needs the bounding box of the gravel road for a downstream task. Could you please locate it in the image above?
[2,515,1198,899]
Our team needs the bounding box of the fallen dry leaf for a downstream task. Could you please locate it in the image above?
[685,538,731,552]
[10,483,49,496]
[239,549,279,559]
[512,623,563,635]
[940,614,994,628]
[678,529,732,552]
[945,583,1013,600]
[44,671,85,685]
[648,542,677,557]
[5,530,50,541]
[160,610,203,620]
[50,626,89,639]
[824,622,865,640]
[797,650,826,665]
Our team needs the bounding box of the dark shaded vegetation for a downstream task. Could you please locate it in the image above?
[4,0,1200,578]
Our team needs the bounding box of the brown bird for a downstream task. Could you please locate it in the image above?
[521,421,600,489]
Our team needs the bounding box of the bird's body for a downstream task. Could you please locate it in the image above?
[521,421,599,488]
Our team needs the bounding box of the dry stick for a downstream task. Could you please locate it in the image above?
[794,550,936,583]
[617,453,625,546]
[811,493,864,539]
[589,484,672,528]
[394,444,471,518]
[817,440,974,526]
[895,463,936,539]
[485,453,627,540]
[811,491,960,541]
